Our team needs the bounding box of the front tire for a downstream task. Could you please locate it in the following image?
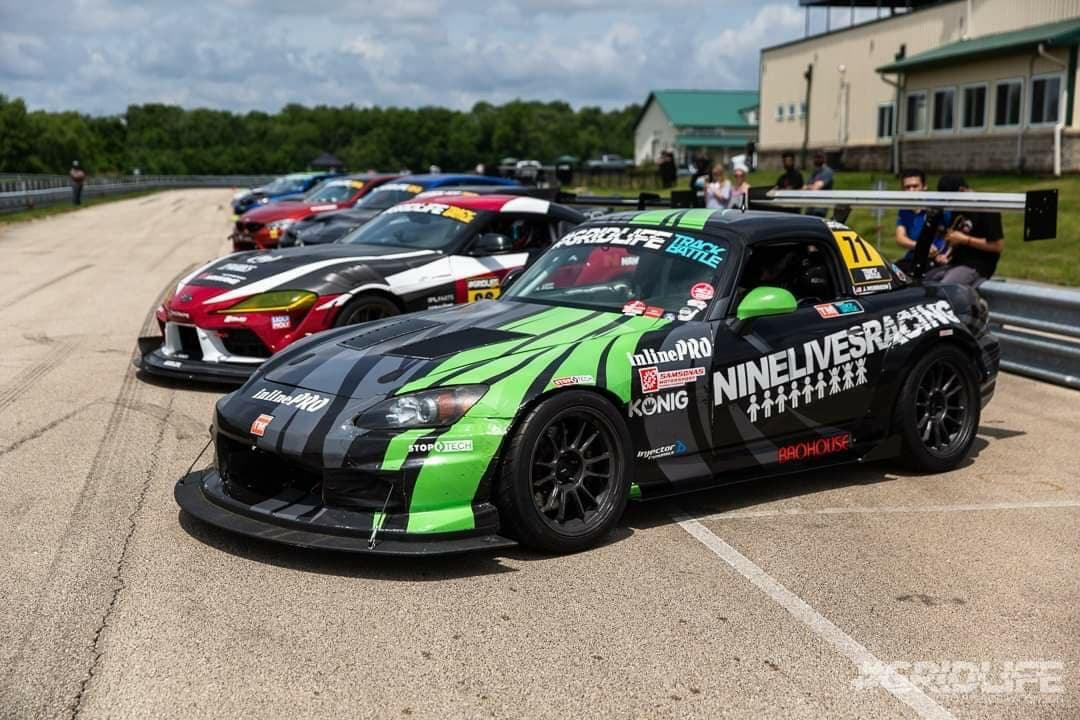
[894,345,980,473]
[333,294,400,327]
[496,391,631,553]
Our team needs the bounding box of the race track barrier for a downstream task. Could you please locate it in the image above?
[0,173,275,214]
[981,279,1080,390]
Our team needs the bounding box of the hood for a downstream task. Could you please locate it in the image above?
[257,301,669,400]
[170,244,438,308]
[293,208,381,245]
[239,200,319,223]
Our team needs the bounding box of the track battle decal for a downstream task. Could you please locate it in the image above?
[713,300,959,420]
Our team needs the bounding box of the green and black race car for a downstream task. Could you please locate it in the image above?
[176,207,999,555]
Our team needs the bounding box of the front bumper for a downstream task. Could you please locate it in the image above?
[176,469,516,556]
[135,335,259,385]
[977,331,1000,408]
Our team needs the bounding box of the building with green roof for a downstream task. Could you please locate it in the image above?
[633,90,759,166]
[758,0,1080,173]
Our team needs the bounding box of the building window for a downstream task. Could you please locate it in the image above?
[905,91,927,133]
[961,84,987,129]
[1030,74,1063,125]
[799,102,807,118]
[932,88,955,131]
[994,79,1023,127]
[788,103,796,121]
[776,104,784,120]
[876,103,895,139]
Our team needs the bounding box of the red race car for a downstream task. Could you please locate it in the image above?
[230,173,400,251]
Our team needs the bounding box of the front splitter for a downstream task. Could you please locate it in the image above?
[175,470,517,556]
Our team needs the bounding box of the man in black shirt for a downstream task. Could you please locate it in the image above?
[774,151,803,190]
[926,176,1004,286]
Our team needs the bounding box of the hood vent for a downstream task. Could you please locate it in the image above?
[340,319,442,352]
[389,328,529,360]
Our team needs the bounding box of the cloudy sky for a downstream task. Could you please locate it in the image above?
[1,0,879,115]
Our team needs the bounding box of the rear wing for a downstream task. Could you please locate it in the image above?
[752,188,1058,279]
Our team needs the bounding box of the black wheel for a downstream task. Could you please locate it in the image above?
[894,345,980,472]
[333,294,400,327]
[496,391,631,553]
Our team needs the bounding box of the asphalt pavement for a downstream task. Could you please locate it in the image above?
[0,190,1076,719]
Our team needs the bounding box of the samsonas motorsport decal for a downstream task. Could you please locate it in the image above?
[713,300,960,420]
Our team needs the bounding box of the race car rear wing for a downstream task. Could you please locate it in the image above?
[753,189,1057,242]
[753,188,1058,279]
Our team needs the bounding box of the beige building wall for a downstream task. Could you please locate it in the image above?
[759,0,1080,160]
[759,2,968,152]
[633,100,677,165]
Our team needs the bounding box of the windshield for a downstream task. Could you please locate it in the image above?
[338,202,478,249]
[264,176,310,194]
[304,181,360,204]
[504,225,730,320]
[354,183,424,210]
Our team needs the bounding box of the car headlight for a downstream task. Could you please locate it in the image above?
[267,218,296,230]
[216,290,317,313]
[353,386,487,429]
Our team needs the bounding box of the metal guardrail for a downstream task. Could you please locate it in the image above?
[0,173,275,214]
[980,279,1080,390]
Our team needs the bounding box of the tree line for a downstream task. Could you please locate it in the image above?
[0,94,639,176]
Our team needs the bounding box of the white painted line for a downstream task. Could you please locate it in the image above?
[693,499,1080,523]
[673,513,957,720]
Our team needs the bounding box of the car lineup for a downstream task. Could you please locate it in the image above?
[148,187,1003,556]
[229,173,399,251]
[278,173,520,249]
[230,171,344,217]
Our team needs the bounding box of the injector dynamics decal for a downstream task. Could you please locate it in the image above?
[713,300,960,420]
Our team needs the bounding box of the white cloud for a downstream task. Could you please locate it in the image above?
[1,0,810,113]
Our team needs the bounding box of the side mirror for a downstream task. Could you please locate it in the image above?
[501,268,523,289]
[732,286,797,334]
[470,232,513,256]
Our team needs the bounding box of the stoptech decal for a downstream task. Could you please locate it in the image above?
[628,390,688,417]
[556,226,673,250]
[251,388,331,412]
[778,433,850,463]
[636,440,687,460]
[713,301,960,419]
[628,337,712,367]
[408,439,474,453]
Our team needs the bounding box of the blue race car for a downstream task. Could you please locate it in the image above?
[232,172,344,216]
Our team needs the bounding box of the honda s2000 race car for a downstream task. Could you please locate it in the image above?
[138,195,585,383]
[176,208,1000,555]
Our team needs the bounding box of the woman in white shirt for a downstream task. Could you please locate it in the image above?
[727,165,751,210]
[704,164,731,209]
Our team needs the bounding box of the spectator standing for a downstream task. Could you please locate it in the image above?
[704,164,731,209]
[69,161,86,206]
[894,169,949,273]
[689,155,710,207]
[926,176,1004,286]
[658,150,676,189]
[774,151,803,190]
[804,151,833,217]
[727,165,751,209]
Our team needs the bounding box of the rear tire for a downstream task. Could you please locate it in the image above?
[333,294,400,327]
[894,345,980,473]
[496,391,631,553]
